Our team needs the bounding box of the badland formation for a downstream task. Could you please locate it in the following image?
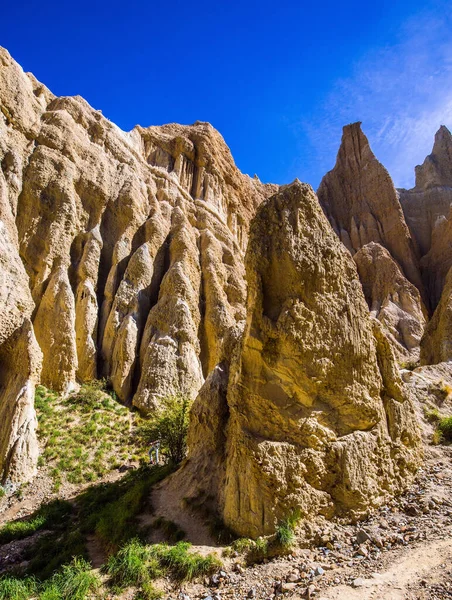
[1,46,452,553]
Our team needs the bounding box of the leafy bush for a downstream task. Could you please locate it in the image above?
[138,395,192,464]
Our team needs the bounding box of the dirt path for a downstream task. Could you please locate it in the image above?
[86,534,107,569]
[320,538,452,599]
[141,474,219,551]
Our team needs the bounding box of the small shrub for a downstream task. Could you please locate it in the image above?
[437,416,452,442]
[440,380,452,397]
[400,360,418,371]
[424,407,441,423]
[432,429,443,445]
[68,380,108,412]
[231,538,255,553]
[138,395,192,464]
[275,509,301,549]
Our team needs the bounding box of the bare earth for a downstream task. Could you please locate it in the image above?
[149,445,452,600]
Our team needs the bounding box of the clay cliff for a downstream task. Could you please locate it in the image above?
[399,126,452,313]
[317,123,428,361]
[180,182,421,537]
[1,47,451,539]
[0,46,276,480]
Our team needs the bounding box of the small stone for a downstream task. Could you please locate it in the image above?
[356,529,371,545]
[352,578,365,588]
[314,566,325,576]
[247,589,256,598]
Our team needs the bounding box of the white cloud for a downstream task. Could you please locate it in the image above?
[302,3,452,189]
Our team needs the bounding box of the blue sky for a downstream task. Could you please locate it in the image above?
[2,0,451,188]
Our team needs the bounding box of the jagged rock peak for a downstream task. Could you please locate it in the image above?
[317,122,423,296]
[415,125,452,190]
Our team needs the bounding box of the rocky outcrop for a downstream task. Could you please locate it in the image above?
[184,182,421,538]
[0,46,275,414]
[0,46,279,478]
[420,267,452,365]
[0,52,43,481]
[317,123,423,295]
[399,126,452,309]
[354,243,427,362]
[414,125,452,190]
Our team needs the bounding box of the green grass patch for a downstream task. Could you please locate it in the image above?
[0,558,100,600]
[0,576,37,600]
[105,538,162,588]
[0,500,71,544]
[42,557,101,600]
[424,407,441,424]
[35,384,148,488]
[148,541,220,581]
[274,509,301,549]
[105,539,218,597]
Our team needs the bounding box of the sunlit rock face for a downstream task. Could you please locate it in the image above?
[317,123,427,360]
[317,123,423,293]
[182,182,421,538]
[0,46,277,480]
[354,242,427,363]
[399,126,452,311]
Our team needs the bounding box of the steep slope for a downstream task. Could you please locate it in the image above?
[399,126,452,310]
[317,123,422,292]
[181,181,421,538]
[354,243,427,363]
[420,266,452,365]
[0,46,276,480]
[317,123,426,358]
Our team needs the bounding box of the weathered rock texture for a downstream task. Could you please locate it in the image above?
[399,126,452,310]
[317,123,427,359]
[183,182,421,538]
[354,243,427,363]
[0,46,277,479]
[317,123,422,293]
[421,267,452,365]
